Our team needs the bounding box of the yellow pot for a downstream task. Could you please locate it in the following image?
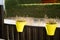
[45,23,57,36]
[16,20,26,32]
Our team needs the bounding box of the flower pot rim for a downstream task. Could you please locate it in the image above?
[16,20,26,22]
[46,23,57,24]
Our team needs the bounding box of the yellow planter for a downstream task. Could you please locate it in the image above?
[45,23,57,36]
[16,20,26,32]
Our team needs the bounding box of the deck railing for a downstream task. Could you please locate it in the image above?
[1,24,60,40]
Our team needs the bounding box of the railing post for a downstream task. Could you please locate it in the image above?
[0,5,4,38]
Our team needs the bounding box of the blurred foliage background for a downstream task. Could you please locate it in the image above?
[5,0,60,18]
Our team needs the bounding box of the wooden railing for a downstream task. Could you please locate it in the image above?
[2,24,60,40]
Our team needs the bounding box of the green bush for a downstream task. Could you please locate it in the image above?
[5,0,60,18]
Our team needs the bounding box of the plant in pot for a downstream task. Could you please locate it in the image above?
[44,15,57,36]
[16,15,26,32]
[45,18,57,36]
